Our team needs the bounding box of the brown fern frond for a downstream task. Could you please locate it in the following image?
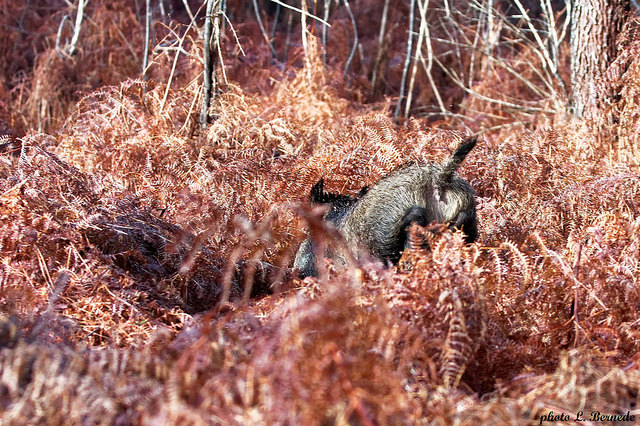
[4,1,640,422]
[438,290,473,390]
[498,240,532,288]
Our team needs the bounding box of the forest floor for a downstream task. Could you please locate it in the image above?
[1,1,639,424]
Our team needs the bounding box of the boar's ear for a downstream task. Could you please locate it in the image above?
[310,178,325,203]
[356,185,369,198]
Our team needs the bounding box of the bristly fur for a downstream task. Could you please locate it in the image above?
[295,137,478,277]
[294,179,369,277]
[310,178,369,223]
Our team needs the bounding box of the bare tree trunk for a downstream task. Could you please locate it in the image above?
[200,0,220,129]
[570,0,630,119]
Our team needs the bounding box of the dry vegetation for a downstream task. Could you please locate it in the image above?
[1,0,639,424]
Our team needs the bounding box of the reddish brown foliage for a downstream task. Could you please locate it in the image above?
[1,1,639,424]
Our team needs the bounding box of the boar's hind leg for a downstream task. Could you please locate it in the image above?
[450,209,478,243]
[399,206,428,252]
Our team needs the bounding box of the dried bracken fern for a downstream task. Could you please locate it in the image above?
[1,1,640,424]
[438,289,473,390]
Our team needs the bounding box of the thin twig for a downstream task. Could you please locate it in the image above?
[322,0,331,65]
[467,1,482,86]
[18,0,33,32]
[405,0,426,117]
[541,0,568,96]
[55,15,71,52]
[480,0,494,79]
[252,0,278,59]
[477,1,557,92]
[443,0,451,17]
[370,0,390,96]
[484,54,553,99]
[343,0,358,79]
[429,0,568,122]
[430,31,554,99]
[142,0,151,80]
[268,0,331,27]
[65,0,86,56]
[159,0,167,18]
[221,0,227,33]
[394,0,416,120]
[216,13,229,86]
[557,1,571,44]
[301,0,308,55]
[410,0,447,115]
[433,54,555,113]
[284,10,293,61]
[512,0,567,95]
[159,16,198,114]
[179,82,202,135]
[181,0,196,23]
[155,45,201,62]
[270,2,281,41]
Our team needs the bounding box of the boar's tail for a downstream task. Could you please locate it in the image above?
[438,136,477,183]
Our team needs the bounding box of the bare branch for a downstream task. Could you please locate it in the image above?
[343,0,358,79]
[322,0,331,65]
[408,0,447,116]
[268,0,331,28]
[142,0,152,80]
[55,14,71,52]
[63,0,87,56]
[301,0,308,55]
[370,0,390,95]
[159,11,202,114]
[181,0,197,23]
[433,54,556,114]
[512,0,567,95]
[394,0,416,120]
[252,0,279,59]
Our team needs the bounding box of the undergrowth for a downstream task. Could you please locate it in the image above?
[1,1,639,424]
